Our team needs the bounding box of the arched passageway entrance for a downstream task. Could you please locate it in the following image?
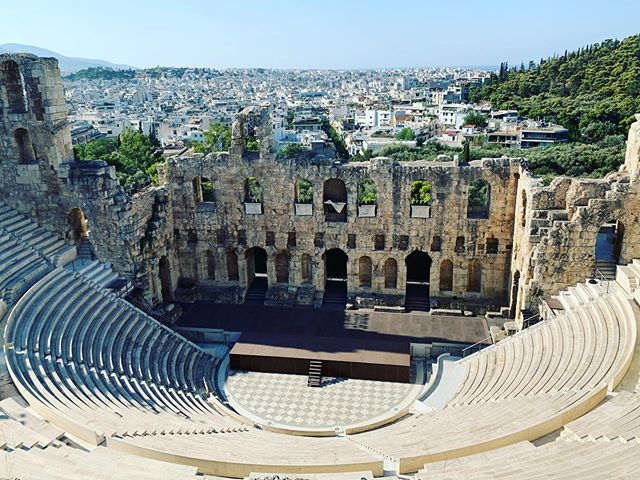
[245,247,268,305]
[67,208,89,244]
[405,250,431,311]
[595,220,624,279]
[323,248,348,309]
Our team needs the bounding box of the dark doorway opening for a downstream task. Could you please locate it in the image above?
[245,247,268,305]
[594,221,624,280]
[405,250,431,311]
[323,248,348,309]
[159,256,172,301]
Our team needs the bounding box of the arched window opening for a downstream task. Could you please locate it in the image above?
[359,256,372,288]
[1,60,27,114]
[455,236,465,254]
[244,177,263,214]
[467,260,482,293]
[384,258,398,289]
[301,254,313,284]
[205,251,215,280]
[14,128,36,164]
[323,178,347,222]
[226,250,239,281]
[467,179,491,219]
[410,180,431,218]
[440,259,453,291]
[294,178,314,215]
[275,251,290,283]
[430,236,442,252]
[193,176,214,204]
[357,178,377,217]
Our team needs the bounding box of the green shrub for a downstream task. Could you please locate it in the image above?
[296,178,313,203]
[410,180,431,205]
[358,179,377,205]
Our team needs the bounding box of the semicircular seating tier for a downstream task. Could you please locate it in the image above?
[3,200,640,478]
[351,275,640,474]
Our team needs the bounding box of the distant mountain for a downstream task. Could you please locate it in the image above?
[0,43,136,73]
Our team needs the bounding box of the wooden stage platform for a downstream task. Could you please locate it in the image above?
[230,333,411,382]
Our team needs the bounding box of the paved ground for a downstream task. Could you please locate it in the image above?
[225,370,414,429]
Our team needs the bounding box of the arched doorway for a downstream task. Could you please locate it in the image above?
[67,208,89,244]
[323,248,348,309]
[275,251,289,283]
[405,250,431,311]
[595,220,624,279]
[439,259,453,292]
[358,256,372,288]
[384,258,398,289]
[245,247,268,286]
[14,128,36,164]
[159,256,172,301]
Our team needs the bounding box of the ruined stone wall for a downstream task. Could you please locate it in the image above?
[0,54,173,302]
[163,130,520,310]
[511,116,640,325]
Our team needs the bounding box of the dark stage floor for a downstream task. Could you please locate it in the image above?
[177,303,489,346]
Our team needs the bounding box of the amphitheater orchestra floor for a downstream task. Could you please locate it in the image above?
[225,370,415,429]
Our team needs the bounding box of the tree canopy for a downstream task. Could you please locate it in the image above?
[73,130,162,194]
[395,127,416,140]
[470,35,640,142]
[357,179,377,205]
[410,180,432,205]
[191,123,231,154]
[462,112,488,129]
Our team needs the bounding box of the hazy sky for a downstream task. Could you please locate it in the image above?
[3,0,640,69]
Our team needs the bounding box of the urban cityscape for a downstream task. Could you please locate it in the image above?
[0,1,640,479]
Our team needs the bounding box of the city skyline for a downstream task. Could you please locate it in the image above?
[2,0,640,69]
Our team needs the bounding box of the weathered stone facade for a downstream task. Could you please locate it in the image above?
[2,54,640,319]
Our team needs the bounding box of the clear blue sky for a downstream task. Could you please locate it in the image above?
[3,0,640,69]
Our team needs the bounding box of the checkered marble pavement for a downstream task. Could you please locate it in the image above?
[225,370,414,428]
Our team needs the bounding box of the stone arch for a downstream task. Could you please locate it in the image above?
[159,256,172,301]
[67,208,89,244]
[245,246,267,286]
[275,251,290,283]
[325,248,348,281]
[405,250,432,310]
[384,258,398,289]
[430,236,442,252]
[14,128,36,163]
[301,254,313,284]
[192,176,214,204]
[323,178,347,222]
[205,250,215,280]
[0,60,27,114]
[467,179,491,218]
[467,259,482,293]
[455,236,465,254]
[358,256,372,288]
[226,250,239,281]
[439,259,453,291]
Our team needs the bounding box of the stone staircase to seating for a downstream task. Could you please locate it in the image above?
[594,258,617,280]
[404,283,430,312]
[76,237,93,260]
[244,277,267,305]
[322,280,347,309]
[307,360,323,387]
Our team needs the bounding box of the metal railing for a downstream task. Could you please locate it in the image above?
[593,267,612,294]
[462,312,544,358]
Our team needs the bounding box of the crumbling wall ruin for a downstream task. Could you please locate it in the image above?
[3,53,640,317]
